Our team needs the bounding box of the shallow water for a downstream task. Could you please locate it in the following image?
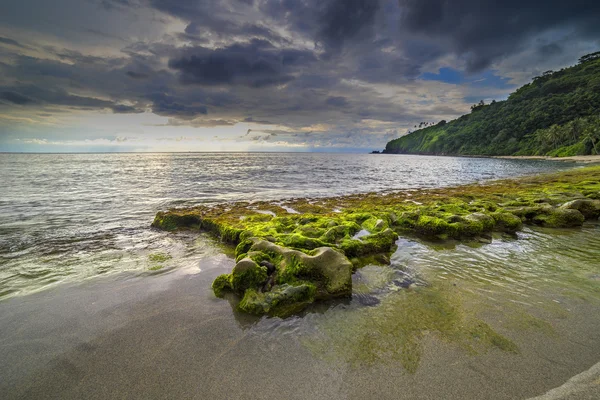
[0,152,576,298]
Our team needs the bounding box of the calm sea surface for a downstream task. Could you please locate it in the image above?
[0,153,577,298]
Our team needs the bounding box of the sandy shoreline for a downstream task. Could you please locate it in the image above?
[493,155,600,163]
[1,248,600,399]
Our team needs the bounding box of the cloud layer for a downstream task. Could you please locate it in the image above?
[0,0,598,151]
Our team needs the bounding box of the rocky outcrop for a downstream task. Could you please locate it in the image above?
[152,165,600,317]
[213,238,353,317]
[560,199,600,220]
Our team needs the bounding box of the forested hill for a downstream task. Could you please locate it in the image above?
[384,52,600,157]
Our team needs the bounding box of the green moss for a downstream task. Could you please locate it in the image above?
[235,252,247,263]
[345,212,374,225]
[235,239,255,258]
[560,199,600,220]
[320,225,352,243]
[238,283,317,317]
[212,274,232,298]
[230,258,268,294]
[303,285,518,372]
[148,252,172,263]
[340,228,398,258]
[152,165,600,316]
[246,250,275,265]
[295,225,327,238]
[154,166,600,252]
[414,215,451,238]
[151,211,200,231]
[362,217,388,233]
[490,212,523,233]
[148,265,163,271]
[533,208,585,228]
[280,234,330,250]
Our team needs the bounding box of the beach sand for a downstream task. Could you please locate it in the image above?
[494,155,600,163]
[1,251,600,400]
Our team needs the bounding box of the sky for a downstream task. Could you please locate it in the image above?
[0,0,598,153]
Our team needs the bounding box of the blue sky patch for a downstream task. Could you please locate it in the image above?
[420,67,515,90]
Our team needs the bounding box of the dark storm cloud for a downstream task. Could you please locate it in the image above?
[244,117,275,125]
[0,91,36,105]
[0,36,25,48]
[316,0,380,52]
[397,0,600,71]
[111,104,143,113]
[325,96,348,107]
[99,0,142,10]
[257,0,382,53]
[168,40,317,87]
[149,93,208,119]
[126,71,149,79]
[0,85,142,113]
[538,43,563,58]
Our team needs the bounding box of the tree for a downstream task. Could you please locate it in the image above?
[582,119,600,154]
[470,100,486,112]
[579,51,600,64]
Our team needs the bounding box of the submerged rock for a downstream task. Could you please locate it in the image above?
[239,284,316,317]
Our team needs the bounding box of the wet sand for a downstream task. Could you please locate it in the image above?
[1,251,600,400]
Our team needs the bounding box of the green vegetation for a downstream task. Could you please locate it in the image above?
[384,52,600,156]
[148,252,172,263]
[148,252,171,271]
[153,165,600,316]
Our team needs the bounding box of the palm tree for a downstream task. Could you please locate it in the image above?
[583,123,600,155]
[546,124,562,150]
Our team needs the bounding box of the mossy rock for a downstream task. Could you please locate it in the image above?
[414,215,451,238]
[339,228,398,257]
[490,212,523,233]
[230,258,268,295]
[560,199,600,220]
[362,217,389,233]
[212,274,233,298]
[345,212,374,225]
[279,234,331,250]
[395,211,420,229]
[465,213,495,231]
[235,238,255,258]
[320,225,352,243]
[250,240,353,299]
[151,211,201,231]
[584,191,600,200]
[533,208,585,228]
[508,204,553,221]
[238,284,316,317]
[446,213,494,238]
[295,225,327,238]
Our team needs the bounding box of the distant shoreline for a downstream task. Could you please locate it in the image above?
[493,155,600,163]
[378,152,600,163]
